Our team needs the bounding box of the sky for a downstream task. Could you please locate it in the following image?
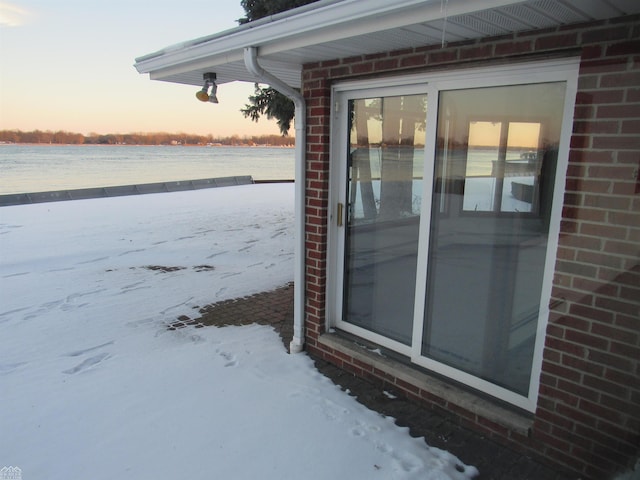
[0,1,282,137]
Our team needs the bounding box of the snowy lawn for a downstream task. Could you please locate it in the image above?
[0,183,477,479]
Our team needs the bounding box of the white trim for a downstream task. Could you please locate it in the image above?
[328,82,428,356]
[243,48,307,354]
[327,57,579,412]
[135,0,532,76]
[526,58,579,405]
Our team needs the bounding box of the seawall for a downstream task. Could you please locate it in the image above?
[0,176,261,207]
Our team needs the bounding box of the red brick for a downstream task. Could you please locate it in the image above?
[494,40,532,56]
[536,407,574,431]
[607,210,640,227]
[352,357,374,373]
[557,378,600,402]
[534,430,573,453]
[580,57,630,75]
[541,361,583,383]
[593,135,640,150]
[588,165,638,179]
[579,222,626,241]
[556,308,592,329]
[583,194,631,211]
[459,44,493,60]
[594,296,640,318]
[607,40,640,56]
[581,44,603,59]
[627,88,640,102]
[400,54,427,68]
[615,310,640,330]
[320,59,340,68]
[564,329,609,350]
[601,71,640,88]
[568,149,613,164]
[351,62,374,75]
[582,374,628,398]
[582,25,630,44]
[329,66,350,77]
[373,58,399,71]
[561,353,604,377]
[555,403,598,428]
[572,104,596,120]
[597,103,640,119]
[575,250,622,271]
[570,134,590,149]
[573,120,619,134]
[340,55,363,65]
[394,377,420,395]
[539,384,580,407]
[621,119,640,134]
[578,74,599,90]
[428,50,458,64]
[572,276,619,297]
[363,52,387,61]
[555,260,598,279]
[575,89,625,105]
[604,367,640,389]
[579,398,624,424]
[536,32,578,50]
[603,239,639,256]
[594,417,640,447]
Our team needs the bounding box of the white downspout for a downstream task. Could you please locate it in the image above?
[244,46,305,354]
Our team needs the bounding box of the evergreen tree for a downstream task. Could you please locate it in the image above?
[238,0,318,135]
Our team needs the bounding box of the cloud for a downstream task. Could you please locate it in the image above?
[0,2,30,27]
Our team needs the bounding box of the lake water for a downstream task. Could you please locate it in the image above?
[0,144,295,195]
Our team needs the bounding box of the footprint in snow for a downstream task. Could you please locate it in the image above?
[65,341,114,357]
[2,272,30,278]
[0,362,28,375]
[76,256,110,265]
[393,454,423,474]
[63,352,110,374]
[219,351,237,367]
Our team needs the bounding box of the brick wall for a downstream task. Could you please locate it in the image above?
[301,15,640,480]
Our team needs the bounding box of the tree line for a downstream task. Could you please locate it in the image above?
[0,130,295,147]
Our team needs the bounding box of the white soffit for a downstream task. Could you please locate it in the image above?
[134,0,640,89]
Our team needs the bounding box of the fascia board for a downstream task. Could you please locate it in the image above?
[135,0,529,76]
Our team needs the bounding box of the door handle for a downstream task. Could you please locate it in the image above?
[337,202,344,227]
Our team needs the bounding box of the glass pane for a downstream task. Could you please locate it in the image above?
[343,94,426,345]
[463,121,501,212]
[463,121,543,213]
[423,83,566,395]
[503,122,541,213]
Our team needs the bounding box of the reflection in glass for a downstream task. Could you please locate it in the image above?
[423,83,566,395]
[463,121,542,213]
[343,94,426,345]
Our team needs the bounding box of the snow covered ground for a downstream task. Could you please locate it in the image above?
[0,183,477,479]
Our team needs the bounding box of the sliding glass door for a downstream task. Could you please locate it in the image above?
[342,92,426,346]
[422,83,567,397]
[330,60,577,410]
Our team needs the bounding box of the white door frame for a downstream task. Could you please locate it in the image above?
[326,58,579,412]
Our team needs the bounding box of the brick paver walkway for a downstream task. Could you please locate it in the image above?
[168,283,577,480]
[168,283,294,350]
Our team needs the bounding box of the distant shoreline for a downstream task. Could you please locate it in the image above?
[0,142,294,148]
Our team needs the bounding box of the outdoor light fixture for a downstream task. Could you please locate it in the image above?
[196,72,218,103]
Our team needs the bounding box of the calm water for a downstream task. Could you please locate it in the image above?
[0,144,295,195]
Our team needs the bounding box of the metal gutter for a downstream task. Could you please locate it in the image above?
[134,0,531,81]
[244,46,306,354]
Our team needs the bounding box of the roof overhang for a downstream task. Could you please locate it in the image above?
[134,0,639,89]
